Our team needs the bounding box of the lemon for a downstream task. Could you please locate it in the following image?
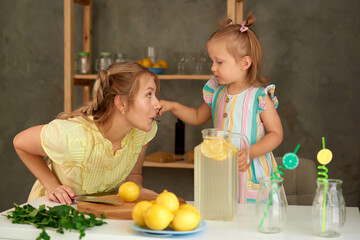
[200,138,226,161]
[132,201,152,227]
[144,204,174,230]
[117,181,140,202]
[156,190,179,212]
[157,60,168,68]
[137,60,143,66]
[200,138,238,161]
[171,209,201,231]
[179,204,200,215]
[142,57,153,68]
[152,62,162,68]
[214,141,238,161]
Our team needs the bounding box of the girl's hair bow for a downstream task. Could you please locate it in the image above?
[240,21,249,33]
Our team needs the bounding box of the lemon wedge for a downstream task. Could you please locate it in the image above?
[201,138,238,161]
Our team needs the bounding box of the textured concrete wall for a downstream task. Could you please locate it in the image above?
[0,0,359,211]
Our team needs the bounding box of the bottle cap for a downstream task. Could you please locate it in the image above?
[100,52,112,56]
[78,51,90,56]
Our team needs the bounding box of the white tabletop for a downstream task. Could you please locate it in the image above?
[1,197,359,240]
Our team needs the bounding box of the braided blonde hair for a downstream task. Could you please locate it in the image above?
[58,62,160,126]
[208,13,269,87]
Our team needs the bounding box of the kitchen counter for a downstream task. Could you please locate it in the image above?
[1,196,359,240]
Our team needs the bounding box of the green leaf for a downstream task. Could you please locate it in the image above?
[28,209,39,218]
[6,203,107,240]
[36,228,50,240]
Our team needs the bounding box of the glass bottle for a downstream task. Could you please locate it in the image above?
[75,51,90,74]
[255,177,287,233]
[175,118,185,156]
[194,129,249,221]
[312,179,346,237]
[145,46,158,64]
[95,52,113,71]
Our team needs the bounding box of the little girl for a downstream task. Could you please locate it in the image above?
[14,62,161,205]
[159,13,283,203]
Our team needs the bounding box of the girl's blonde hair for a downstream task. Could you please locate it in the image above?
[58,62,160,126]
[208,13,269,86]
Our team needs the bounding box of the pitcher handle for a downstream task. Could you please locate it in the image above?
[228,133,250,164]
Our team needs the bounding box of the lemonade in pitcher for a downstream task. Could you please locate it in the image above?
[194,128,249,221]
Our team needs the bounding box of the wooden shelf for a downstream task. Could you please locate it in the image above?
[74,74,212,81]
[143,160,194,169]
[65,0,243,112]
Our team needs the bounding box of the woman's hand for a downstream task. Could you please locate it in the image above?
[46,184,76,205]
[238,150,251,172]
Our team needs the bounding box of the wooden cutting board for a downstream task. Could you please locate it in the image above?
[77,193,186,220]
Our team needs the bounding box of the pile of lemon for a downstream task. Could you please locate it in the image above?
[201,137,238,161]
[132,190,201,231]
[137,58,168,69]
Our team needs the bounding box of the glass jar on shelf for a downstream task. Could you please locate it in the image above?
[95,52,113,71]
[75,51,91,74]
[312,179,346,238]
[114,53,127,63]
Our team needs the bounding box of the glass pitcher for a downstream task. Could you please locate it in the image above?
[312,179,346,237]
[255,176,287,233]
[194,128,249,221]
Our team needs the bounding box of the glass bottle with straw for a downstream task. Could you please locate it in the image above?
[312,137,346,237]
[255,145,300,233]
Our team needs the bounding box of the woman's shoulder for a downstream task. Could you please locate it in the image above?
[45,116,94,138]
[41,117,94,165]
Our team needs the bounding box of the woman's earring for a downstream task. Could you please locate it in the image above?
[121,109,125,115]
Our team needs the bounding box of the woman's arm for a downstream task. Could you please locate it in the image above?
[13,125,75,204]
[238,95,283,171]
[159,101,212,126]
[125,143,148,187]
[126,143,158,196]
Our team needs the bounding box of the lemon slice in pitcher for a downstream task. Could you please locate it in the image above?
[201,138,228,161]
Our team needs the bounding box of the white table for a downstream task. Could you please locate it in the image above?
[1,197,359,240]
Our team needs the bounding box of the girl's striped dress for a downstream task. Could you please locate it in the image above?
[203,77,279,203]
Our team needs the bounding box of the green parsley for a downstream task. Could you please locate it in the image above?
[6,203,107,240]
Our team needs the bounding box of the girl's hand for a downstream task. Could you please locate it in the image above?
[238,150,251,172]
[158,100,174,116]
[46,184,76,205]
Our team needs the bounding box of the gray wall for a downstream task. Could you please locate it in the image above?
[0,0,359,212]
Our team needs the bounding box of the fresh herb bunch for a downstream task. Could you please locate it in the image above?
[6,203,107,240]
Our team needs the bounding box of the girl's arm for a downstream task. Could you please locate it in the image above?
[13,125,76,204]
[159,101,212,126]
[239,94,283,171]
[126,143,158,196]
[239,95,283,171]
